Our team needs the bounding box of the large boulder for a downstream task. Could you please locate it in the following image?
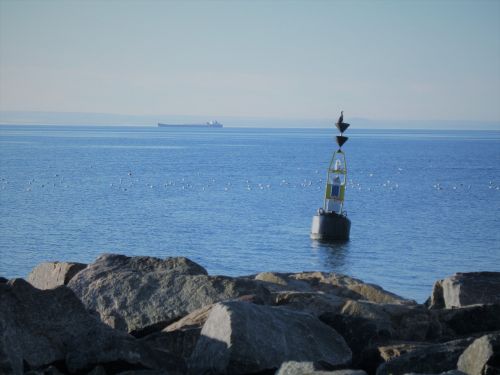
[189,301,352,374]
[375,337,474,375]
[457,331,500,375]
[428,272,500,309]
[27,261,86,289]
[252,271,414,305]
[68,254,270,334]
[0,278,182,375]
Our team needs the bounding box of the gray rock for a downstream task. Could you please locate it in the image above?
[276,361,367,374]
[319,300,439,370]
[432,303,500,340]
[189,301,352,374]
[457,331,500,375]
[273,291,346,316]
[27,261,86,289]
[68,254,269,333]
[255,272,289,286]
[375,337,475,375]
[252,271,414,305]
[141,304,214,360]
[0,278,182,374]
[429,272,500,309]
[0,307,23,375]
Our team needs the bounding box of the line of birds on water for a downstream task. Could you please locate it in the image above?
[1,174,499,193]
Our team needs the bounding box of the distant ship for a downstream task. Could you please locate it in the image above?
[157,121,223,128]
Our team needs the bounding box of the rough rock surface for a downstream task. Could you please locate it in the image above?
[375,337,474,375]
[429,272,500,309]
[274,291,346,316]
[276,361,367,375]
[457,331,500,375]
[5,255,500,375]
[68,254,269,333]
[0,278,182,374]
[433,303,500,339]
[252,271,414,305]
[27,261,86,289]
[141,304,214,360]
[319,299,439,371]
[189,301,352,374]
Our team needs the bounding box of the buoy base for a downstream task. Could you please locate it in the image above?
[311,210,351,241]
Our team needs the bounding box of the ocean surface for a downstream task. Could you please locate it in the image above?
[1,125,499,302]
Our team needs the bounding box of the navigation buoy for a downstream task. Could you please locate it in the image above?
[310,111,352,241]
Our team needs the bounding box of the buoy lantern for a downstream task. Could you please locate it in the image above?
[311,111,352,241]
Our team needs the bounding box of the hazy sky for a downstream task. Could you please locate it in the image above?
[1,0,499,123]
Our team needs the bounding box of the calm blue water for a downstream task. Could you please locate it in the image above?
[1,125,499,302]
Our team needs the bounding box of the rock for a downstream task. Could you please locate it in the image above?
[255,272,289,286]
[274,291,346,316]
[0,277,7,283]
[294,272,414,304]
[428,279,446,309]
[319,300,438,371]
[378,342,431,362]
[457,331,500,375]
[141,304,214,360]
[27,261,87,289]
[68,254,270,333]
[276,361,367,375]
[428,272,500,309]
[251,272,414,305]
[0,278,183,374]
[165,304,214,333]
[375,337,475,375]
[403,372,466,375]
[433,304,500,340]
[189,301,352,374]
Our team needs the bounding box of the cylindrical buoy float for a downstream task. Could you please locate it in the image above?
[311,111,351,241]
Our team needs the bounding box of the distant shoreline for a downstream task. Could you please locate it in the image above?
[1,111,499,130]
[2,123,500,132]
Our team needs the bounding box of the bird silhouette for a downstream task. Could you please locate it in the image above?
[335,111,349,134]
[337,110,344,125]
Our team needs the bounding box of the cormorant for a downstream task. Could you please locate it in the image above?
[336,110,344,125]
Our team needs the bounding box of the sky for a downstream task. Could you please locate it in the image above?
[1,0,500,127]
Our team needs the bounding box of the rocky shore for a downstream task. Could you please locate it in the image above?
[1,254,499,375]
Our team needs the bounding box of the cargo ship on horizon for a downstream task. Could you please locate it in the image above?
[157,120,223,128]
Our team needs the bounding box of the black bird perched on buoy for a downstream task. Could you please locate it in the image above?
[335,111,350,134]
[337,110,344,125]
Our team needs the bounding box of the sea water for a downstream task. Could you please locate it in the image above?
[1,125,499,302]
